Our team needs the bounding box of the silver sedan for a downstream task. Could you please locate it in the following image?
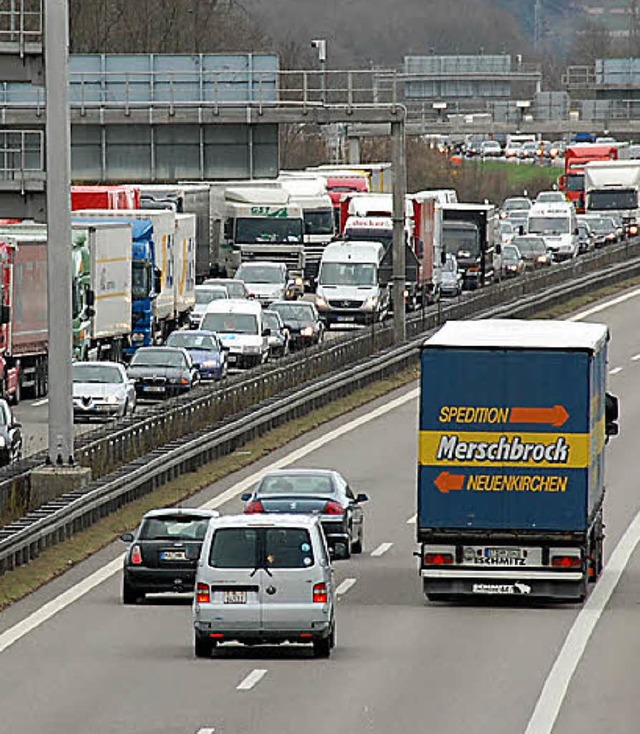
[72,361,136,422]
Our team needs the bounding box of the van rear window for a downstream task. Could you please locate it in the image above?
[265,528,314,569]
[208,527,314,569]
[209,528,258,568]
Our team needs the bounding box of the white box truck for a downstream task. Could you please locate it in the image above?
[584,160,640,232]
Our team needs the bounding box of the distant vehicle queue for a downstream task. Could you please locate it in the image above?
[0,154,635,427]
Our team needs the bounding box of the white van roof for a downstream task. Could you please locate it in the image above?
[204,299,263,315]
[209,513,320,529]
[322,240,386,263]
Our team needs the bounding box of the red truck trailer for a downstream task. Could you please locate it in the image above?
[71,185,141,211]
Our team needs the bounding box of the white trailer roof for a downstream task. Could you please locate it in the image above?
[424,319,609,351]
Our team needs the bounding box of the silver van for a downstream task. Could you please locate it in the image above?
[193,514,336,658]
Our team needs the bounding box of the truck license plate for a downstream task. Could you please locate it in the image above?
[224,590,247,604]
[485,547,526,560]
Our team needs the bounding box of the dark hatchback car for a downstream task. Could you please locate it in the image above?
[0,398,21,466]
[241,469,368,559]
[120,508,219,603]
[165,330,228,381]
[269,301,324,350]
[127,346,200,399]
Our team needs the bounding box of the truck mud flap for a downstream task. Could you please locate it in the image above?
[423,577,587,602]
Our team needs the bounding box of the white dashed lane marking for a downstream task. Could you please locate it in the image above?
[609,367,623,375]
[237,669,268,691]
[370,542,393,557]
[336,578,357,596]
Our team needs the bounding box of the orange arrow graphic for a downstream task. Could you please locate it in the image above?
[434,471,466,494]
[509,405,569,427]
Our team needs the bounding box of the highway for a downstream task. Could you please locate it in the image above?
[0,290,639,734]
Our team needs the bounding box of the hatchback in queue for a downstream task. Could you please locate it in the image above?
[121,508,219,603]
[269,301,324,349]
[193,514,336,658]
[242,468,368,559]
[166,329,228,381]
[72,361,136,421]
[127,346,200,399]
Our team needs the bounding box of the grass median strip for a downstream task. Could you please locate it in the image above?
[0,367,419,611]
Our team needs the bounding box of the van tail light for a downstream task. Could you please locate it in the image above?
[313,582,328,603]
[244,500,265,514]
[130,545,143,565]
[424,552,454,565]
[551,555,581,568]
[323,500,345,515]
[196,582,210,603]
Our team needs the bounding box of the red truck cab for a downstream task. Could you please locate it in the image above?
[560,144,624,212]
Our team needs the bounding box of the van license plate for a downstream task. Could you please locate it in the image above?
[224,590,247,604]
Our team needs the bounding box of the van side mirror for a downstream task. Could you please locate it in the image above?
[241,492,251,502]
[85,289,95,307]
[120,533,134,543]
[440,251,447,266]
[495,243,502,255]
[154,267,162,295]
[0,304,10,324]
[262,327,271,337]
[356,493,369,503]
[518,226,524,236]
[605,392,619,438]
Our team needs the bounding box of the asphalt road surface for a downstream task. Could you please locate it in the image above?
[1,287,639,734]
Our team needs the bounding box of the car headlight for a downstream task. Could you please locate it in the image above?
[0,436,6,448]
[364,295,378,309]
[294,277,304,287]
[629,225,639,235]
[106,394,121,405]
[242,345,261,354]
[202,359,219,368]
[300,326,314,337]
[315,295,327,308]
[131,333,145,343]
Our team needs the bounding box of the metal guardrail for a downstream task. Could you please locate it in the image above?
[0,0,42,55]
[1,242,640,574]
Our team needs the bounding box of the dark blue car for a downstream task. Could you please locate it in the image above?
[165,330,228,381]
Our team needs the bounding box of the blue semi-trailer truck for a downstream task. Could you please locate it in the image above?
[417,319,619,602]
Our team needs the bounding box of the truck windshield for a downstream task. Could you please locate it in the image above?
[528,217,570,235]
[304,209,334,235]
[442,225,480,255]
[132,261,152,299]
[319,262,376,286]
[235,217,304,244]
[566,173,584,192]
[344,229,393,248]
[201,312,258,335]
[588,189,638,211]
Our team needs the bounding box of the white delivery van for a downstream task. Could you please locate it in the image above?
[315,240,389,326]
[527,201,578,261]
[199,299,269,368]
[193,514,335,658]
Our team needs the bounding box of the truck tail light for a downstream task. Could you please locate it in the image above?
[323,500,345,515]
[196,582,210,603]
[551,555,581,568]
[244,500,265,514]
[424,552,454,565]
[313,582,328,603]
[130,545,143,565]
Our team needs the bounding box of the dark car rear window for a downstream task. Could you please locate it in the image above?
[139,515,210,541]
[208,527,314,569]
[259,474,334,496]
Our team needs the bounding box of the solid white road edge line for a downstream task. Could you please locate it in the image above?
[336,578,357,596]
[609,367,623,375]
[370,542,393,557]
[523,510,640,734]
[570,286,640,321]
[31,398,48,407]
[0,387,419,655]
[237,669,268,691]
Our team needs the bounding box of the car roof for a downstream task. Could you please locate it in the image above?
[74,360,124,368]
[141,508,219,519]
[168,329,217,337]
[261,468,338,479]
[209,513,320,529]
[134,346,186,353]
[270,300,314,308]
